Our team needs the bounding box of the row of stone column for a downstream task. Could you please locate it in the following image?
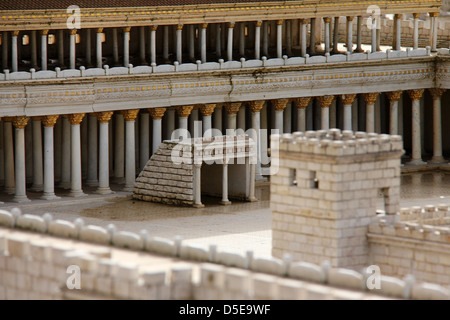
[1,12,439,72]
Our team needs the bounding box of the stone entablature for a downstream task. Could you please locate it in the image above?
[0,0,440,31]
[0,52,445,117]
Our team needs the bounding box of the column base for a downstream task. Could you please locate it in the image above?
[30,184,44,192]
[58,181,71,190]
[41,193,61,200]
[193,203,205,208]
[220,200,232,206]
[407,159,427,166]
[96,187,114,195]
[68,190,87,198]
[428,157,448,165]
[247,197,258,202]
[12,195,31,203]
[86,179,99,187]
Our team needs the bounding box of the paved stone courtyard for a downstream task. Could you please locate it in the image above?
[2,171,450,259]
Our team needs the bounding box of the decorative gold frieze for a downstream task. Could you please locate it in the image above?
[149,107,167,120]
[42,115,59,127]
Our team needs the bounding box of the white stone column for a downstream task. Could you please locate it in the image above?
[294,97,311,132]
[69,29,77,69]
[193,163,204,208]
[346,16,354,53]
[332,17,339,53]
[276,20,283,58]
[371,16,377,53]
[163,26,169,62]
[430,13,438,52]
[3,119,15,194]
[199,104,215,138]
[342,94,356,131]
[318,96,333,130]
[59,116,71,189]
[408,90,425,165]
[139,112,150,170]
[96,28,104,68]
[413,13,419,49]
[149,108,166,154]
[272,99,288,133]
[309,18,316,55]
[255,21,262,59]
[97,112,114,194]
[122,110,139,191]
[40,30,49,70]
[112,28,119,65]
[13,117,30,203]
[150,25,157,65]
[114,112,125,182]
[364,93,378,133]
[220,159,231,205]
[239,22,245,58]
[300,20,308,57]
[201,23,207,63]
[227,23,235,61]
[176,24,183,63]
[57,30,64,68]
[393,14,402,51]
[386,91,402,135]
[123,27,131,66]
[86,114,98,186]
[67,114,86,197]
[224,103,241,131]
[429,89,446,163]
[11,31,19,72]
[2,31,8,70]
[324,18,331,53]
[356,16,363,52]
[41,115,60,200]
[31,117,44,192]
[249,101,264,177]
[262,21,269,57]
[177,106,193,139]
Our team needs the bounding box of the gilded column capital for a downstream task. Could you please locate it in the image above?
[248,100,265,113]
[96,28,104,33]
[69,29,77,36]
[386,91,403,102]
[294,97,312,109]
[96,111,114,123]
[177,105,194,118]
[201,23,208,29]
[40,30,49,36]
[67,113,85,125]
[149,107,167,120]
[224,102,241,115]
[177,24,183,30]
[277,20,284,25]
[341,94,356,105]
[316,96,334,108]
[42,115,60,127]
[271,99,289,111]
[429,88,445,99]
[150,25,158,32]
[363,92,379,104]
[199,104,216,116]
[323,17,332,24]
[394,14,402,19]
[12,30,20,37]
[256,21,263,27]
[407,89,424,101]
[13,116,30,129]
[429,12,439,18]
[121,109,140,121]
[413,13,420,19]
[123,27,131,33]
[347,16,354,22]
[300,19,308,25]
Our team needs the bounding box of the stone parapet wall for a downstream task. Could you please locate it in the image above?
[1,208,449,300]
[368,204,450,286]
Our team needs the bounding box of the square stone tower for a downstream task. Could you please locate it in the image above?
[271,129,404,270]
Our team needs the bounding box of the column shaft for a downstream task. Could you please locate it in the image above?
[86,114,98,186]
[41,31,48,70]
[227,23,234,61]
[98,120,112,194]
[60,116,71,188]
[140,112,150,170]
[11,32,18,72]
[123,28,130,66]
[13,124,30,202]
[31,119,44,191]
[255,22,261,59]
[4,121,14,194]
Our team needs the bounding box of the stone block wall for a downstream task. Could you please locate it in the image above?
[271,130,404,270]
[133,141,195,206]
[367,204,450,286]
